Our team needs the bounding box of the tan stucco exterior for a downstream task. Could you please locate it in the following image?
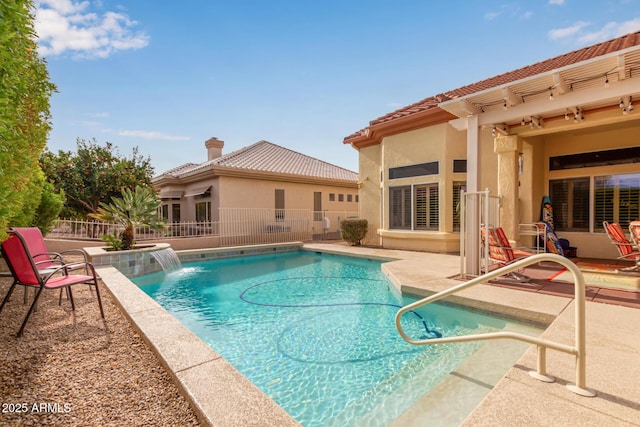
[358,124,468,252]
[153,140,359,237]
[353,105,640,258]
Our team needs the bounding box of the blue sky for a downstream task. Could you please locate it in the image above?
[34,0,640,175]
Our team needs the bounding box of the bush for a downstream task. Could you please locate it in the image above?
[340,219,368,246]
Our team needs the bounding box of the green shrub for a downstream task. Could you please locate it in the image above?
[340,219,368,246]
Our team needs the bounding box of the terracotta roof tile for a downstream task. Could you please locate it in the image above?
[161,141,357,182]
[350,31,640,138]
[444,31,640,99]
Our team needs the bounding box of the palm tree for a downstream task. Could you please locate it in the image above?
[90,185,165,250]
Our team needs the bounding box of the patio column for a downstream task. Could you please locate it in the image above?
[494,135,521,240]
[465,115,481,275]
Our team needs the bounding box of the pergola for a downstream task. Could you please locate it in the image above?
[438,41,640,274]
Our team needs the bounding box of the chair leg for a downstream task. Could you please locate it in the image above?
[0,282,18,314]
[67,286,75,311]
[17,286,45,337]
[93,282,105,318]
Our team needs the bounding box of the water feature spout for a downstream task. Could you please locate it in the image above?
[151,247,182,273]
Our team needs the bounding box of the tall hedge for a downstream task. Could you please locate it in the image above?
[0,0,57,239]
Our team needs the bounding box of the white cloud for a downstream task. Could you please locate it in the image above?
[520,11,534,20]
[117,130,191,141]
[549,0,565,5]
[484,11,502,21]
[548,17,640,44]
[34,0,149,59]
[577,18,640,44]
[548,21,590,40]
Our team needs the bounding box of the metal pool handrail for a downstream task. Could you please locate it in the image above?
[395,253,595,397]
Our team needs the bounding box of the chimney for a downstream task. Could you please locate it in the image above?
[205,137,224,160]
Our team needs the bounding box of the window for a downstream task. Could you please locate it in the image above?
[275,189,285,221]
[195,201,211,222]
[389,161,439,180]
[390,186,411,229]
[390,184,439,230]
[171,204,181,223]
[550,173,640,232]
[313,192,322,221]
[453,159,467,173]
[339,194,344,202]
[453,182,466,231]
[161,204,169,221]
[594,173,640,230]
[550,147,640,170]
[356,195,359,203]
[549,178,590,232]
[347,194,353,202]
[329,193,335,201]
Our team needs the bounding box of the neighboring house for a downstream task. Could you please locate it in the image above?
[153,138,359,237]
[344,31,640,263]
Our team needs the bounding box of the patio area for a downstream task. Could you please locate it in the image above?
[0,242,638,426]
[476,257,640,309]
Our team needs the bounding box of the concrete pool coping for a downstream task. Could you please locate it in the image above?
[98,242,640,426]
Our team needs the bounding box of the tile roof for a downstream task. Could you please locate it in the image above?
[159,140,358,182]
[346,31,640,141]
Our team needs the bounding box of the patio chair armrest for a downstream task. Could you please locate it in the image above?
[60,249,89,261]
[33,251,64,261]
[41,261,98,282]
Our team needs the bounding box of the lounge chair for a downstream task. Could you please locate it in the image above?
[629,221,640,249]
[602,221,640,273]
[0,228,104,337]
[481,226,533,282]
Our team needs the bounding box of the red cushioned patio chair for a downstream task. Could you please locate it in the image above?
[10,227,90,304]
[629,221,640,251]
[11,227,89,274]
[0,229,104,337]
[481,226,534,282]
[603,221,640,273]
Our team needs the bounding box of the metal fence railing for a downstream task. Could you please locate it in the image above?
[47,209,358,246]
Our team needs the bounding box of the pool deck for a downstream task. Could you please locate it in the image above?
[99,242,640,426]
[305,243,640,426]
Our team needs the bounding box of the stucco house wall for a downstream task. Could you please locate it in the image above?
[153,139,359,237]
[343,31,640,260]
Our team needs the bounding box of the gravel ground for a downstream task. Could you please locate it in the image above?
[0,263,202,427]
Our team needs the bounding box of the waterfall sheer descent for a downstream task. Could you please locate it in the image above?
[151,248,182,273]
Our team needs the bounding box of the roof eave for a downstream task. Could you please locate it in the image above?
[344,108,457,149]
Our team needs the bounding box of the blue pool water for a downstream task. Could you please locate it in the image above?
[134,251,537,426]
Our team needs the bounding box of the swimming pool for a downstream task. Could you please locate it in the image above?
[134,251,541,426]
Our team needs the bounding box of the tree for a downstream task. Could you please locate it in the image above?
[40,138,155,218]
[9,168,64,234]
[0,0,57,240]
[89,185,165,250]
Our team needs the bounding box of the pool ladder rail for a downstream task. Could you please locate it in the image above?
[395,253,596,397]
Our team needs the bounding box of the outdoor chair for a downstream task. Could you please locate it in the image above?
[9,227,90,304]
[481,226,533,282]
[603,221,640,273]
[11,227,90,274]
[629,221,640,249]
[0,229,104,337]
